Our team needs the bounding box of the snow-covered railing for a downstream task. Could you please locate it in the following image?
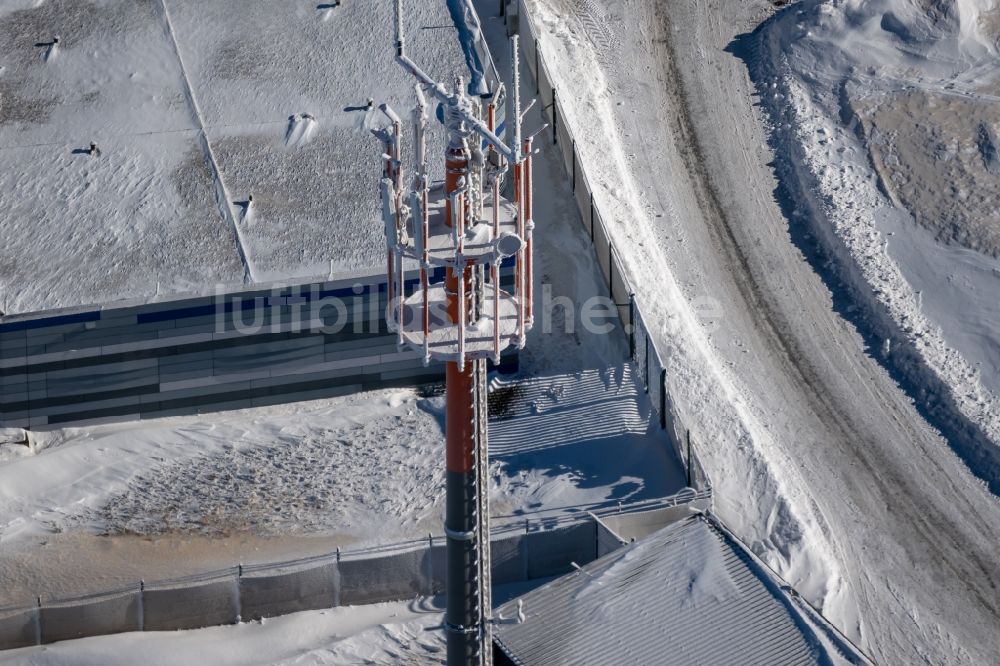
[501,0,713,494]
[0,495,708,651]
[490,488,713,537]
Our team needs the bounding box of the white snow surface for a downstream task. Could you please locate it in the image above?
[0,598,447,666]
[0,367,678,607]
[0,0,466,314]
[757,0,1000,475]
[0,581,550,665]
[518,0,1000,663]
[519,0,853,641]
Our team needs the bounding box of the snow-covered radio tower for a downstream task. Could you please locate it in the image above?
[371,3,536,665]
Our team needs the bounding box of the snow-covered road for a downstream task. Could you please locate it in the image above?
[524,0,1000,662]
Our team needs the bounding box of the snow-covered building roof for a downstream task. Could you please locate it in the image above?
[0,0,469,316]
[493,514,867,666]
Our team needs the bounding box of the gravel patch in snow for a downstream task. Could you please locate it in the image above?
[858,89,1000,259]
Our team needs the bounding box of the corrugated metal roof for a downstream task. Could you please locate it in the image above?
[493,515,833,666]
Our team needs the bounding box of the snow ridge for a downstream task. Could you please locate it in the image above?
[157,0,256,283]
[521,0,850,635]
[753,0,1000,489]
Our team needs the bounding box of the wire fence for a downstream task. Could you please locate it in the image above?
[509,0,711,493]
[0,492,712,651]
[0,513,606,650]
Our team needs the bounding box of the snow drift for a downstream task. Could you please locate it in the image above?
[756,0,1000,488]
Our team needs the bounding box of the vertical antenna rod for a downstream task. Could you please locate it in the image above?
[394,0,405,56]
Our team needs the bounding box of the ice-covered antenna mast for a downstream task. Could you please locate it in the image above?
[394,0,404,57]
[394,3,516,163]
[412,84,427,185]
[372,5,537,665]
[512,35,521,162]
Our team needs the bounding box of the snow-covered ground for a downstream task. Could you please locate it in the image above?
[0,0,465,315]
[0,389,441,606]
[0,598,447,666]
[755,0,1000,483]
[0,357,678,607]
[0,370,675,606]
[518,0,1000,663]
[0,579,551,665]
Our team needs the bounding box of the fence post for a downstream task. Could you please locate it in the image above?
[686,429,692,488]
[535,44,539,94]
[34,596,41,646]
[628,293,635,358]
[660,368,667,430]
[593,514,599,561]
[644,331,650,394]
[589,194,595,241]
[426,533,434,596]
[552,90,558,144]
[608,242,614,294]
[571,139,576,191]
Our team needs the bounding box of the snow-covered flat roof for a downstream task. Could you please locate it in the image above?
[0,0,467,316]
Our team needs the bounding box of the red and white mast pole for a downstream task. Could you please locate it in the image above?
[441,84,483,665]
[376,6,534,663]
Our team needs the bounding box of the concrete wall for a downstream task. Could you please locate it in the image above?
[0,267,516,428]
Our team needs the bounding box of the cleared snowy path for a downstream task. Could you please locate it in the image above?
[524,0,1000,663]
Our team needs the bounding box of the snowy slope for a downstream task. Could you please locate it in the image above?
[518,0,1000,663]
[756,0,1000,480]
[518,0,854,638]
